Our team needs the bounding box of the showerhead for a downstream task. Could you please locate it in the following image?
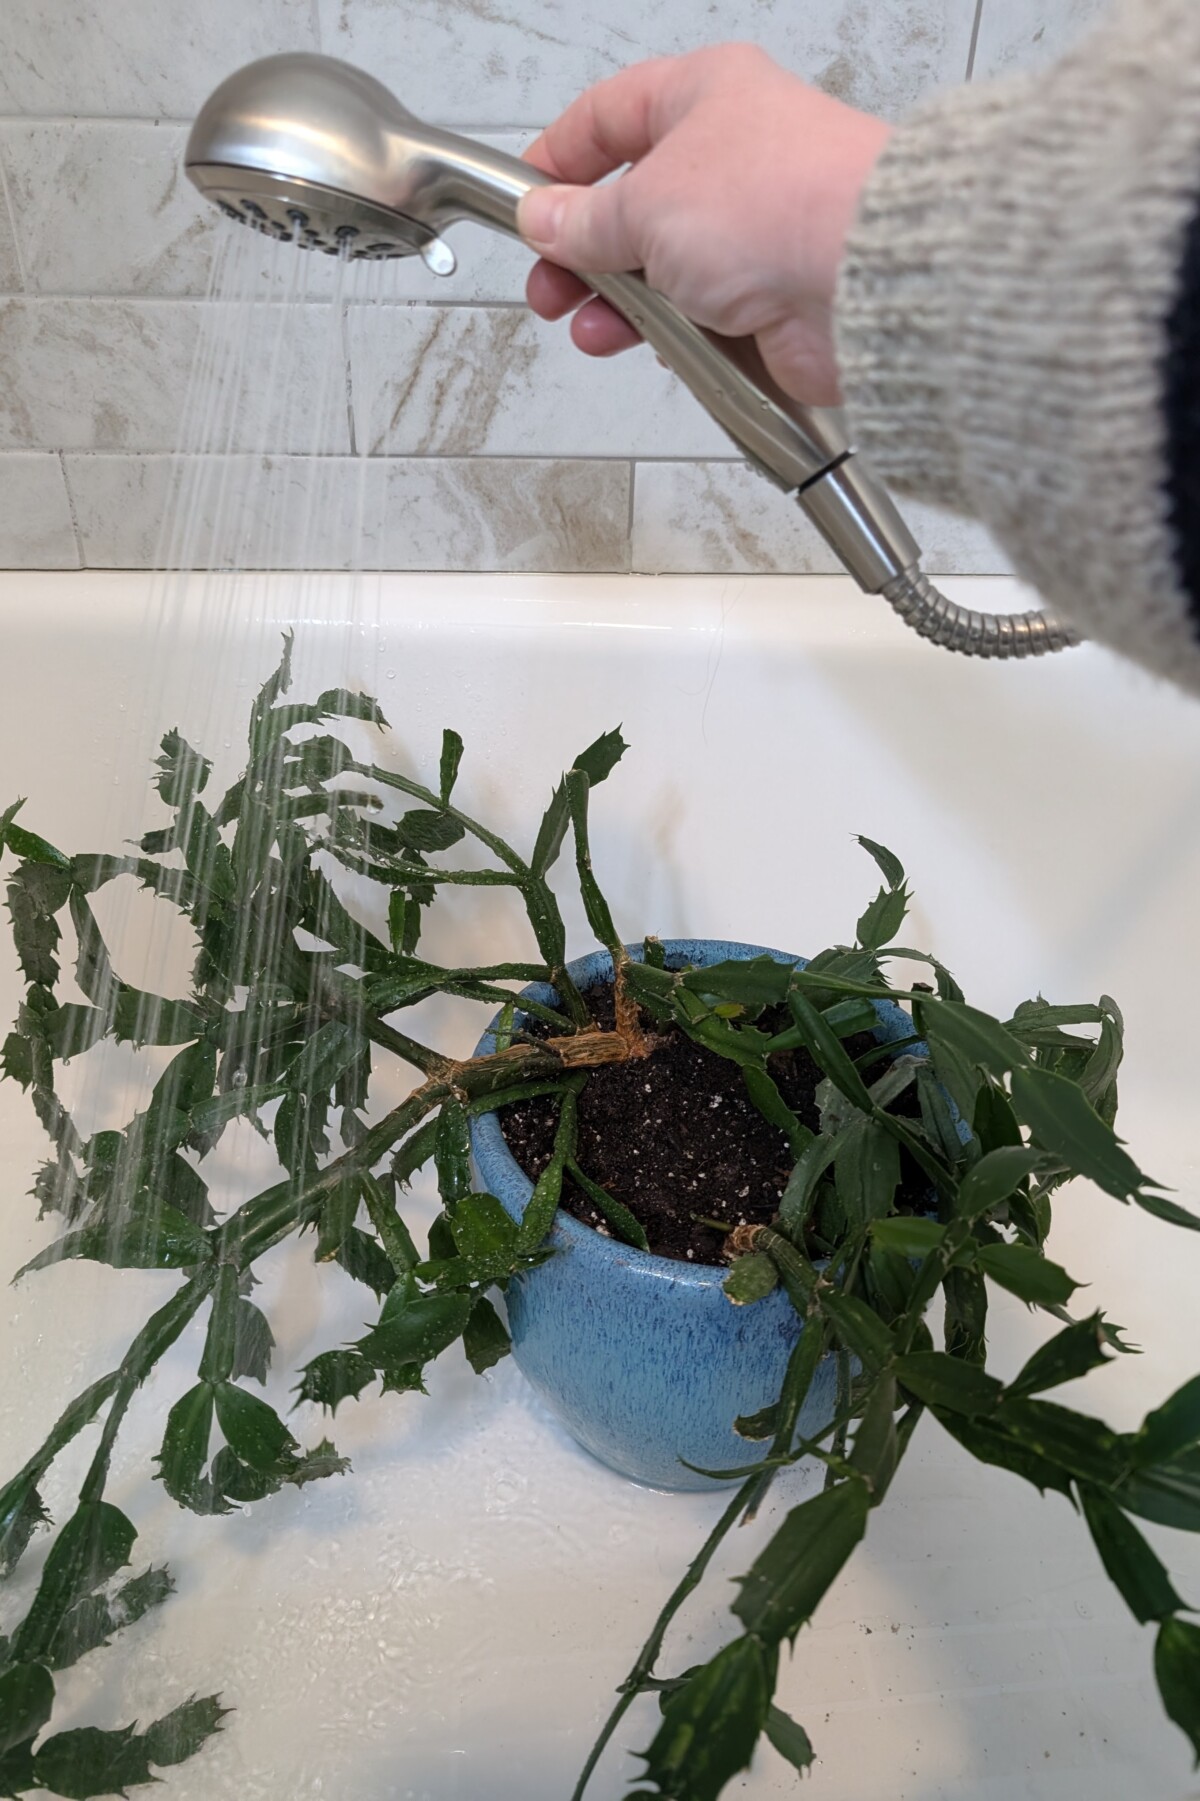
[186,53,1078,658]
[186,55,457,265]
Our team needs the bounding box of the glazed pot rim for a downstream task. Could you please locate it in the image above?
[470,939,921,1293]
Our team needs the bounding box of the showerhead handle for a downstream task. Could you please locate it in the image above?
[186,58,898,558]
[186,54,1079,655]
[406,130,926,591]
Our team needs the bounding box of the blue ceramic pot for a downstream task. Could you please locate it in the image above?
[470,940,915,1492]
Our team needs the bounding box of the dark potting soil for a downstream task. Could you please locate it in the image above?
[497,980,927,1266]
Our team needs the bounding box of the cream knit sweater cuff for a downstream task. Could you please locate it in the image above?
[834,0,1200,689]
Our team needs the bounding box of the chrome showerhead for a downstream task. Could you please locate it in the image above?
[185,51,527,271]
[185,53,1079,658]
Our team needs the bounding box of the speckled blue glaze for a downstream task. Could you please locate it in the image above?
[470,941,917,1492]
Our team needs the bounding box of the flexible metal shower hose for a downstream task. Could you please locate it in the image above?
[881,567,1081,659]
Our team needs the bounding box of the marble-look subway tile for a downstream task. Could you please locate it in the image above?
[0,122,537,303]
[632,461,841,576]
[0,167,21,293]
[375,456,631,570]
[65,454,630,571]
[347,306,729,459]
[0,299,351,455]
[0,0,317,118]
[318,0,975,126]
[972,0,1110,78]
[0,453,79,566]
[67,452,380,567]
[631,461,1011,576]
[2,122,213,298]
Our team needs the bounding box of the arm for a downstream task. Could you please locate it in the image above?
[518,11,1200,689]
[836,0,1200,688]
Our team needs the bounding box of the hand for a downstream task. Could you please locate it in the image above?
[517,44,891,407]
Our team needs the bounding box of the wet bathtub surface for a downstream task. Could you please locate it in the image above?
[2,572,1199,1801]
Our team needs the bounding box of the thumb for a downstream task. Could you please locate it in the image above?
[517,181,640,273]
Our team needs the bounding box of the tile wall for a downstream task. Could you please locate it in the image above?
[0,0,1108,570]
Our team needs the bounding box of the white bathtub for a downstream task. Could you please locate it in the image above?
[2,570,1197,1801]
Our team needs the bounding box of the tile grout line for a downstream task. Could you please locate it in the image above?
[57,451,86,568]
[0,114,545,133]
[965,0,987,80]
[1,295,538,308]
[47,451,752,466]
[0,115,198,128]
[113,297,532,308]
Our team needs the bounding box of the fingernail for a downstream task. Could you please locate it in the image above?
[519,187,566,248]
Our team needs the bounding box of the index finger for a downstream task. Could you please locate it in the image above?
[522,55,681,185]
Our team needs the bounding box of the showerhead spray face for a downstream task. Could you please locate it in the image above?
[186,54,469,266]
[186,53,1077,658]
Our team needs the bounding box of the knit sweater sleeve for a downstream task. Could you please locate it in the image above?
[834,0,1200,690]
